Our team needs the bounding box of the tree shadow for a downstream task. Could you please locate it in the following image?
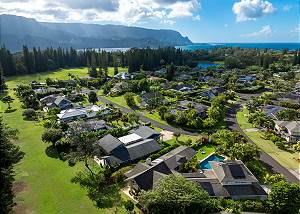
[45,145,60,159]
[4,108,17,113]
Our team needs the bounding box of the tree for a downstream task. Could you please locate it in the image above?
[124,200,134,213]
[231,143,260,163]
[139,174,220,214]
[65,126,98,174]
[71,167,124,209]
[166,63,176,81]
[22,108,37,120]
[88,91,98,104]
[174,132,181,142]
[1,96,14,110]
[0,117,24,213]
[127,112,139,125]
[41,128,63,146]
[114,62,118,75]
[267,181,300,214]
[124,92,136,107]
[0,64,5,91]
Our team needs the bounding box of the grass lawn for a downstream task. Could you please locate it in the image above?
[236,108,300,170]
[107,67,128,77]
[196,144,216,160]
[106,95,130,108]
[0,69,136,214]
[236,108,253,129]
[143,111,169,125]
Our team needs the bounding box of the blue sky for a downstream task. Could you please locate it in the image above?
[1,0,299,42]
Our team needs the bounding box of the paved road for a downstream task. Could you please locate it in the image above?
[98,96,199,136]
[226,102,300,185]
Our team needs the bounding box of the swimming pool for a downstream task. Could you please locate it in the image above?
[200,154,225,169]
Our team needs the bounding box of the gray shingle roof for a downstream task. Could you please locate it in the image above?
[126,139,161,161]
[130,126,160,139]
[97,134,123,154]
[210,160,258,184]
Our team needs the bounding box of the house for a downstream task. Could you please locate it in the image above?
[114,72,132,80]
[198,76,225,85]
[173,84,194,92]
[125,146,196,191]
[170,100,208,117]
[236,75,256,85]
[153,68,166,77]
[129,125,161,141]
[109,82,131,95]
[41,95,72,110]
[125,146,267,200]
[57,105,110,123]
[68,120,111,132]
[95,126,161,166]
[279,92,300,104]
[201,87,224,100]
[260,105,286,120]
[140,92,166,107]
[34,87,63,95]
[30,81,47,89]
[274,120,300,143]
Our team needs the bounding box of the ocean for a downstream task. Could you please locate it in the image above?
[176,43,300,51]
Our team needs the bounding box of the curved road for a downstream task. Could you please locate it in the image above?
[98,96,199,136]
[226,103,299,185]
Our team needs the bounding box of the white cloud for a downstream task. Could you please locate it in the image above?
[224,24,228,28]
[0,0,201,24]
[232,0,276,22]
[291,24,300,33]
[192,14,201,21]
[160,19,176,25]
[242,25,272,37]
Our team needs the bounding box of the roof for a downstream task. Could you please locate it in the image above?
[261,105,286,120]
[57,109,86,119]
[224,183,267,196]
[118,133,143,145]
[141,92,164,102]
[210,160,258,184]
[127,161,173,190]
[126,139,161,161]
[130,126,160,139]
[285,121,300,133]
[97,134,123,154]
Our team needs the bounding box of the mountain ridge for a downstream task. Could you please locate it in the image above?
[0,14,193,51]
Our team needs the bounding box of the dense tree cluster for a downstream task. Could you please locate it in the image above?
[0,118,24,213]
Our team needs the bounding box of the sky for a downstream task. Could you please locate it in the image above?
[1,0,299,43]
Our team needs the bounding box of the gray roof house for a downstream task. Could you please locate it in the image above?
[125,147,267,200]
[173,100,208,117]
[140,92,166,107]
[68,120,111,132]
[40,95,72,110]
[236,75,256,85]
[129,125,161,140]
[260,105,286,120]
[57,105,110,123]
[95,127,161,166]
[274,120,300,143]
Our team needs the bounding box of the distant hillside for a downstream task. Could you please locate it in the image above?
[0,14,192,52]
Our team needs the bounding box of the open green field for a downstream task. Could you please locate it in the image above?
[0,68,134,214]
[237,108,300,170]
[107,67,128,77]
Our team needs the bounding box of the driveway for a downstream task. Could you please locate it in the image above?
[98,96,198,136]
[226,103,300,185]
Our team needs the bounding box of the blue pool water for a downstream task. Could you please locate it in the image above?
[200,154,225,169]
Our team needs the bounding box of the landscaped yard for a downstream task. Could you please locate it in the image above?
[143,111,169,125]
[196,144,216,160]
[0,68,136,214]
[237,108,300,171]
[107,67,128,77]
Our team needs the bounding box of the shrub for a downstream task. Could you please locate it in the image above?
[22,108,37,120]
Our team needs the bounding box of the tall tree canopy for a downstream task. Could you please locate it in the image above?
[139,174,220,214]
[0,117,24,213]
